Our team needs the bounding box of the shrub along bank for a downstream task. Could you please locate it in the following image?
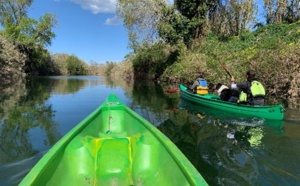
[0,35,26,85]
[106,23,300,104]
[133,22,300,102]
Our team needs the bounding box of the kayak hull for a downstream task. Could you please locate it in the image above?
[20,94,207,186]
[180,84,284,120]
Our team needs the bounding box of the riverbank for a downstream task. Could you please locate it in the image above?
[101,23,300,108]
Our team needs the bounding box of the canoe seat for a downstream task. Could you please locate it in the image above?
[96,137,132,184]
[81,133,142,185]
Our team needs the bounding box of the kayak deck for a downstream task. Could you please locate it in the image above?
[20,95,207,186]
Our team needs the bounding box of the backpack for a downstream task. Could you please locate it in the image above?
[238,80,265,104]
[198,79,207,87]
[250,80,265,98]
[196,79,208,95]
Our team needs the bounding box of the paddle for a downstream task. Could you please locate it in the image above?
[218,60,232,78]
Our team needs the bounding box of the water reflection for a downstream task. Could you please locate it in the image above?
[104,76,134,98]
[129,81,180,126]
[0,79,63,165]
[36,76,101,94]
[0,77,101,185]
[116,80,299,185]
[155,98,290,185]
[0,76,299,186]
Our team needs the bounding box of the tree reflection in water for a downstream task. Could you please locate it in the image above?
[0,76,90,164]
[157,98,284,185]
[0,78,62,164]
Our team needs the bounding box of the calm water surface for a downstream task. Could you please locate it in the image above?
[0,76,299,186]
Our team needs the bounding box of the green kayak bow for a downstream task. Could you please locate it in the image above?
[20,94,208,186]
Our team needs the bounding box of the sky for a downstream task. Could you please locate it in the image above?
[26,0,263,64]
[28,0,131,64]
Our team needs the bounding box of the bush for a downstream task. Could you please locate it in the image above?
[66,55,88,75]
[0,34,26,84]
[132,42,177,80]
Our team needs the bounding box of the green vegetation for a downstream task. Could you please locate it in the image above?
[113,0,300,100]
[0,34,26,85]
[0,0,56,76]
[65,55,88,75]
[132,42,179,80]
[160,22,300,99]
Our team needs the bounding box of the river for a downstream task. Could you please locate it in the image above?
[0,76,299,185]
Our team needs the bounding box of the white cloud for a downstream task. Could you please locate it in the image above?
[105,16,122,25]
[71,0,117,14]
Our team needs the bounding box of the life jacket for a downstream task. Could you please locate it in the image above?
[238,80,265,104]
[238,91,248,103]
[196,79,208,95]
[250,80,265,98]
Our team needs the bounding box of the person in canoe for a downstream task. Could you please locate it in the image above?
[215,83,230,100]
[188,73,208,94]
[231,70,265,106]
[215,83,239,103]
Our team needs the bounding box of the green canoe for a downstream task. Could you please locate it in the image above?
[180,84,284,120]
[20,94,208,186]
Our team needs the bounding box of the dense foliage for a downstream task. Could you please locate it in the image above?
[0,0,57,75]
[115,0,300,101]
[159,0,215,48]
[159,22,300,102]
[132,42,179,80]
[65,55,88,75]
[0,34,26,85]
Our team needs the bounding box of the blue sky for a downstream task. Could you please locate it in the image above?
[28,0,131,64]
[27,0,262,64]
